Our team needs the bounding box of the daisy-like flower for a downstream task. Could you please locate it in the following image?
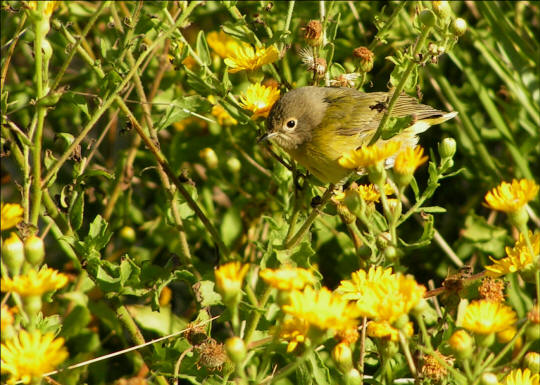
[1,329,68,384]
[337,266,426,324]
[485,231,539,277]
[277,317,310,353]
[214,262,249,303]
[260,266,315,291]
[501,368,539,385]
[1,203,24,230]
[394,145,428,176]
[224,44,279,73]
[1,267,68,297]
[461,300,517,335]
[282,287,359,332]
[366,321,413,341]
[207,31,245,59]
[239,84,280,119]
[338,141,401,170]
[484,179,539,213]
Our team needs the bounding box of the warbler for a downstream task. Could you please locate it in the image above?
[262,86,457,184]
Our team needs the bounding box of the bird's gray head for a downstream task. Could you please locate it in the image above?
[263,86,328,150]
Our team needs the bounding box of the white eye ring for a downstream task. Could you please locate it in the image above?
[284,118,297,131]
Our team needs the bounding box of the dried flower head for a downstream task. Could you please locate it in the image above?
[302,20,323,46]
[478,277,506,302]
[329,73,360,88]
[298,47,327,75]
[421,351,453,382]
[195,338,227,371]
[353,46,374,72]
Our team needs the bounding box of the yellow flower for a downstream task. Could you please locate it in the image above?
[485,231,539,277]
[282,287,359,332]
[260,266,315,291]
[339,184,393,204]
[208,95,237,126]
[501,368,539,385]
[461,300,517,335]
[366,321,413,341]
[337,266,426,324]
[224,45,279,73]
[278,317,309,353]
[394,145,428,176]
[0,267,68,297]
[484,179,539,213]
[27,1,57,16]
[448,329,474,358]
[1,203,24,230]
[1,329,68,384]
[239,84,280,119]
[338,141,401,170]
[214,262,249,302]
[207,31,246,59]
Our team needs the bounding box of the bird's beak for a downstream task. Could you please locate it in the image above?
[257,132,278,143]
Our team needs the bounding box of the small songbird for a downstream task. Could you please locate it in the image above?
[262,86,457,184]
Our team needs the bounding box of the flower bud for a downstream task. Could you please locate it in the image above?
[225,336,247,364]
[525,322,540,342]
[23,294,42,318]
[449,330,474,359]
[344,368,362,385]
[332,342,353,373]
[353,46,374,73]
[24,235,45,266]
[2,233,25,276]
[439,137,456,159]
[419,10,437,27]
[367,162,386,186]
[119,226,136,243]
[393,313,410,331]
[302,20,323,47]
[480,373,499,385]
[433,1,452,20]
[528,305,540,324]
[226,157,242,174]
[199,147,219,170]
[523,352,540,374]
[452,18,467,36]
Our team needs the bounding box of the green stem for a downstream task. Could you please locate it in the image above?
[368,2,407,50]
[398,330,417,378]
[369,24,432,145]
[30,4,47,226]
[282,185,335,249]
[416,313,433,351]
[244,287,272,344]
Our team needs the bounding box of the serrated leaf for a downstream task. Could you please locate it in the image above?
[192,280,222,307]
[196,30,211,66]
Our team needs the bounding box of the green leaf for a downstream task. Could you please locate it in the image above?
[63,92,90,118]
[60,305,91,338]
[87,215,113,251]
[196,30,211,66]
[381,115,414,140]
[156,95,212,130]
[460,213,508,257]
[69,189,84,231]
[220,207,242,248]
[128,304,187,336]
[193,280,222,307]
[421,206,447,213]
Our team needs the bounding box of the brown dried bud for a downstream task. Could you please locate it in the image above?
[302,20,323,46]
[352,46,374,73]
[196,338,227,371]
[183,323,208,346]
[314,57,327,75]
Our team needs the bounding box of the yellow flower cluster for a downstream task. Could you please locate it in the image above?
[1,267,68,297]
[337,266,426,324]
[461,300,517,335]
[485,231,539,277]
[484,178,539,213]
[282,287,359,332]
[260,266,315,291]
[1,203,24,231]
[239,84,280,119]
[338,141,401,170]
[207,31,279,73]
[1,329,68,384]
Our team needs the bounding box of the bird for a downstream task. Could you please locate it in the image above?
[262,86,457,184]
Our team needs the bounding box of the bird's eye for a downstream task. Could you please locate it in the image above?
[285,119,297,130]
